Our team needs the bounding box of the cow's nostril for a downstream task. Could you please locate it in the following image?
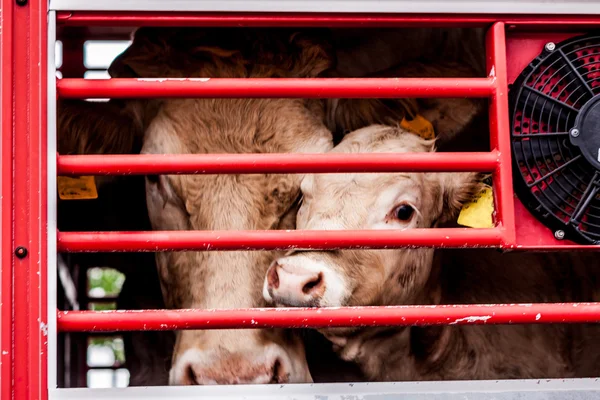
[269,358,289,383]
[267,264,280,289]
[270,358,281,383]
[302,272,323,294]
[185,364,198,385]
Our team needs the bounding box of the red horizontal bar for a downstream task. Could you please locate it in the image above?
[55,11,495,27]
[57,228,503,252]
[55,12,600,28]
[56,78,495,99]
[57,152,499,176]
[57,302,600,332]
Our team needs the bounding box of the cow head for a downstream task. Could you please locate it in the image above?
[133,28,334,385]
[263,124,482,310]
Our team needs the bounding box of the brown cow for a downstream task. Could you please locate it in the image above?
[122,27,334,385]
[264,124,600,381]
[325,60,486,148]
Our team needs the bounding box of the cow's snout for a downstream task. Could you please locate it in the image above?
[263,256,348,307]
[266,262,325,305]
[170,346,295,385]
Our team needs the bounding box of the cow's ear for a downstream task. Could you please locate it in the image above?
[108,28,171,78]
[288,30,335,77]
[438,172,485,224]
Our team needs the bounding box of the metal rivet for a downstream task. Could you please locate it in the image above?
[570,128,580,138]
[545,42,556,52]
[554,230,565,240]
[15,246,28,258]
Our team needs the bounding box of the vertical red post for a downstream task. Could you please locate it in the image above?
[1,0,49,398]
[486,22,516,248]
[0,0,15,398]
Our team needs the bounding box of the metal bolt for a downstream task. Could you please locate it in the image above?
[570,128,580,138]
[554,230,565,240]
[545,42,556,52]
[15,246,28,259]
[16,0,27,6]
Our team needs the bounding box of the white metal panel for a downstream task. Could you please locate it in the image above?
[47,10,58,391]
[50,379,600,400]
[49,0,600,14]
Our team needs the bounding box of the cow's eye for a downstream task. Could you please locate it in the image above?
[146,175,159,184]
[394,204,414,221]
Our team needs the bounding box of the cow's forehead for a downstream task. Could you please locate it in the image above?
[301,126,435,212]
[310,172,421,197]
[332,126,432,155]
[146,98,331,155]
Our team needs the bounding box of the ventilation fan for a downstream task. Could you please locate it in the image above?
[510,32,600,245]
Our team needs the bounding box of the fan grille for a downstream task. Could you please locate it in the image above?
[510,33,600,245]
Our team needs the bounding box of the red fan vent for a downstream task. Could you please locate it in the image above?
[510,33,600,245]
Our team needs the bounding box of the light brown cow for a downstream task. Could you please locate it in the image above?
[264,124,600,381]
[123,27,333,385]
[59,26,487,385]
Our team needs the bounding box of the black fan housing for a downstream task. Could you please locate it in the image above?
[510,33,600,245]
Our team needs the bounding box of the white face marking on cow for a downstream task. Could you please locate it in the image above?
[264,125,480,311]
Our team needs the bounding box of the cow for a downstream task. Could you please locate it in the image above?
[263,124,600,381]
[108,26,338,386]
[324,60,487,149]
[326,27,487,149]
[58,26,488,385]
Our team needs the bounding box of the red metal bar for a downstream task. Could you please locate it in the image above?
[0,0,15,397]
[4,0,49,398]
[57,302,600,332]
[57,77,496,99]
[57,152,500,175]
[487,23,517,248]
[57,228,503,252]
[55,11,497,27]
[55,11,600,28]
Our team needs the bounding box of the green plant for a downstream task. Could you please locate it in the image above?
[87,267,125,297]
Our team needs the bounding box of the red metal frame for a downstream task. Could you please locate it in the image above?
[53,19,600,336]
[55,23,512,252]
[487,22,517,248]
[1,0,48,398]
[2,6,600,397]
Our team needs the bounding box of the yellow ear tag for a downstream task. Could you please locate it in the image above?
[57,176,98,200]
[400,114,436,140]
[457,187,494,228]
